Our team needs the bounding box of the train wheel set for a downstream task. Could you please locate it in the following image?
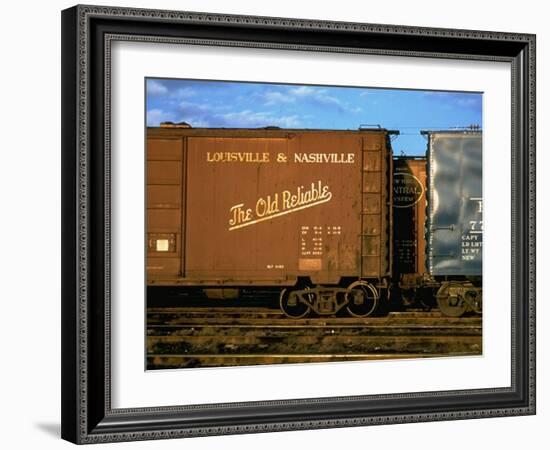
[436,282,482,318]
[277,281,481,318]
[278,280,379,318]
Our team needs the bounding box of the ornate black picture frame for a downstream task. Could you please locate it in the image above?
[61,4,536,444]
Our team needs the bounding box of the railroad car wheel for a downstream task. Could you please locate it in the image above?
[419,288,437,311]
[436,282,467,317]
[279,288,311,319]
[468,289,482,314]
[346,281,379,317]
[401,289,415,307]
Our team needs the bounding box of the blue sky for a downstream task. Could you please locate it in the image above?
[146,78,482,156]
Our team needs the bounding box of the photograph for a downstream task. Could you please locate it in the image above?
[145,78,483,370]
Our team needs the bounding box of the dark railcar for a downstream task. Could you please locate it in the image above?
[424,130,483,316]
[147,126,394,317]
[392,156,431,307]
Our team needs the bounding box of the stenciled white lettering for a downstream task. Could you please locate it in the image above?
[206,151,356,164]
[294,153,355,164]
[207,152,270,163]
[229,181,332,231]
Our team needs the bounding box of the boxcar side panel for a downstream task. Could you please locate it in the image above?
[361,133,392,279]
[184,132,364,285]
[146,138,184,278]
[427,132,482,276]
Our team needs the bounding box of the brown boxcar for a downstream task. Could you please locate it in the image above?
[147,126,394,317]
[392,156,431,306]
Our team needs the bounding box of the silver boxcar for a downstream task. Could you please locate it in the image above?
[423,130,482,316]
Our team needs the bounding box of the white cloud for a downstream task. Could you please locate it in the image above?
[147,80,168,96]
[154,99,305,128]
[178,101,230,114]
[172,87,196,99]
[262,91,296,105]
[147,108,175,126]
[240,85,364,114]
[456,97,479,108]
[289,86,320,97]
[287,86,361,113]
[275,115,303,128]
[177,116,211,127]
[288,86,335,104]
[220,110,302,128]
[147,82,197,100]
[422,91,481,110]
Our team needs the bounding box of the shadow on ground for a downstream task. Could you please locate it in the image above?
[35,423,60,438]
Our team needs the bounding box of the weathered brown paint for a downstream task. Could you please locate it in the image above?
[147,137,183,278]
[147,128,392,287]
[393,157,427,276]
[147,185,182,209]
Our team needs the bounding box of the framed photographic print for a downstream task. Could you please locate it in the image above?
[61,4,536,444]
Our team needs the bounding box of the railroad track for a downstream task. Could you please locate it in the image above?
[146,308,482,369]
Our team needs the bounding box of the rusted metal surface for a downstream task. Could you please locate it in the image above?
[393,157,427,277]
[147,128,393,287]
[147,137,184,278]
[361,133,392,278]
[425,131,482,276]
